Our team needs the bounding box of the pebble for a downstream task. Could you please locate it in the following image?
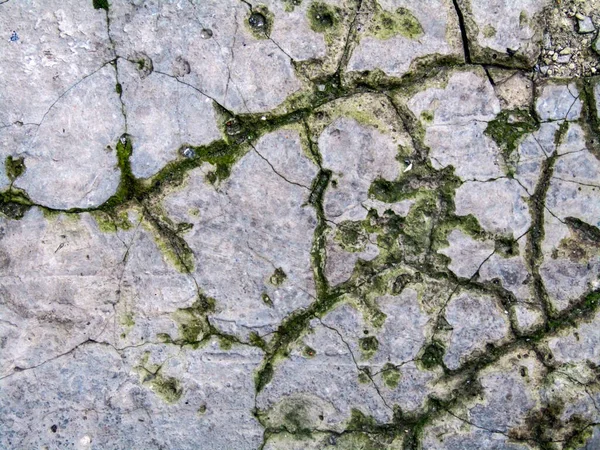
[577,16,595,34]
[200,28,213,39]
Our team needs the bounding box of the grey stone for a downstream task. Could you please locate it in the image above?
[444,291,511,370]
[319,117,400,222]
[454,179,531,238]
[577,16,595,34]
[119,62,221,179]
[348,0,463,78]
[536,82,582,121]
[256,319,393,431]
[408,69,503,181]
[164,130,318,338]
[438,229,495,279]
[2,1,600,448]
[0,341,264,449]
[109,0,302,114]
[11,65,124,209]
[459,0,551,65]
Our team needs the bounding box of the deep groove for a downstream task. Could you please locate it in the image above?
[451,0,472,64]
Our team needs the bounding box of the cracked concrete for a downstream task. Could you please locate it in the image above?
[1,0,600,449]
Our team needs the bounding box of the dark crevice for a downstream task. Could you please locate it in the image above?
[451,0,472,64]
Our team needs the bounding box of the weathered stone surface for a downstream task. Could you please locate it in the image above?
[541,143,600,311]
[320,117,400,222]
[164,130,317,338]
[120,62,221,179]
[438,229,495,279]
[407,68,503,180]
[455,179,531,238]
[2,1,600,448]
[535,82,582,121]
[459,0,551,66]
[109,0,302,113]
[348,0,463,77]
[444,291,511,370]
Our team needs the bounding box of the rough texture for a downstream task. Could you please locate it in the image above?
[2,1,600,449]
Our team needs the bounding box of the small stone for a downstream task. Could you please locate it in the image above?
[200,28,213,39]
[552,53,558,61]
[181,147,195,158]
[577,16,595,34]
[556,54,570,64]
[248,12,266,30]
[568,63,575,70]
[559,47,572,55]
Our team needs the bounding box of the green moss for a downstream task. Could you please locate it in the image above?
[282,0,302,12]
[0,190,32,219]
[92,210,132,233]
[279,399,314,435]
[358,370,371,384]
[218,335,235,350]
[269,267,287,286]
[101,135,138,210]
[519,10,528,26]
[120,312,135,328]
[115,83,122,95]
[484,109,538,172]
[147,375,182,403]
[136,353,182,404]
[256,361,274,393]
[358,336,379,358]
[307,2,340,33]
[368,6,423,40]
[5,156,25,181]
[381,363,401,389]
[171,295,216,345]
[335,220,368,252]
[249,332,267,350]
[419,341,445,370]
[483,24,496,38]
[420,110,434,123]
[92,0,109,11]
[495,235,520,257]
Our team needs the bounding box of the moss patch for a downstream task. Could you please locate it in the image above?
[381,363,401,389]
[484,109,538,174]
[269,267,287,286]
[92,0,109,11]
[368,6,423,40]
[5,156,25,181]
[307,2,340,33]
[358,336,379,359]
[171,295,216,346]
